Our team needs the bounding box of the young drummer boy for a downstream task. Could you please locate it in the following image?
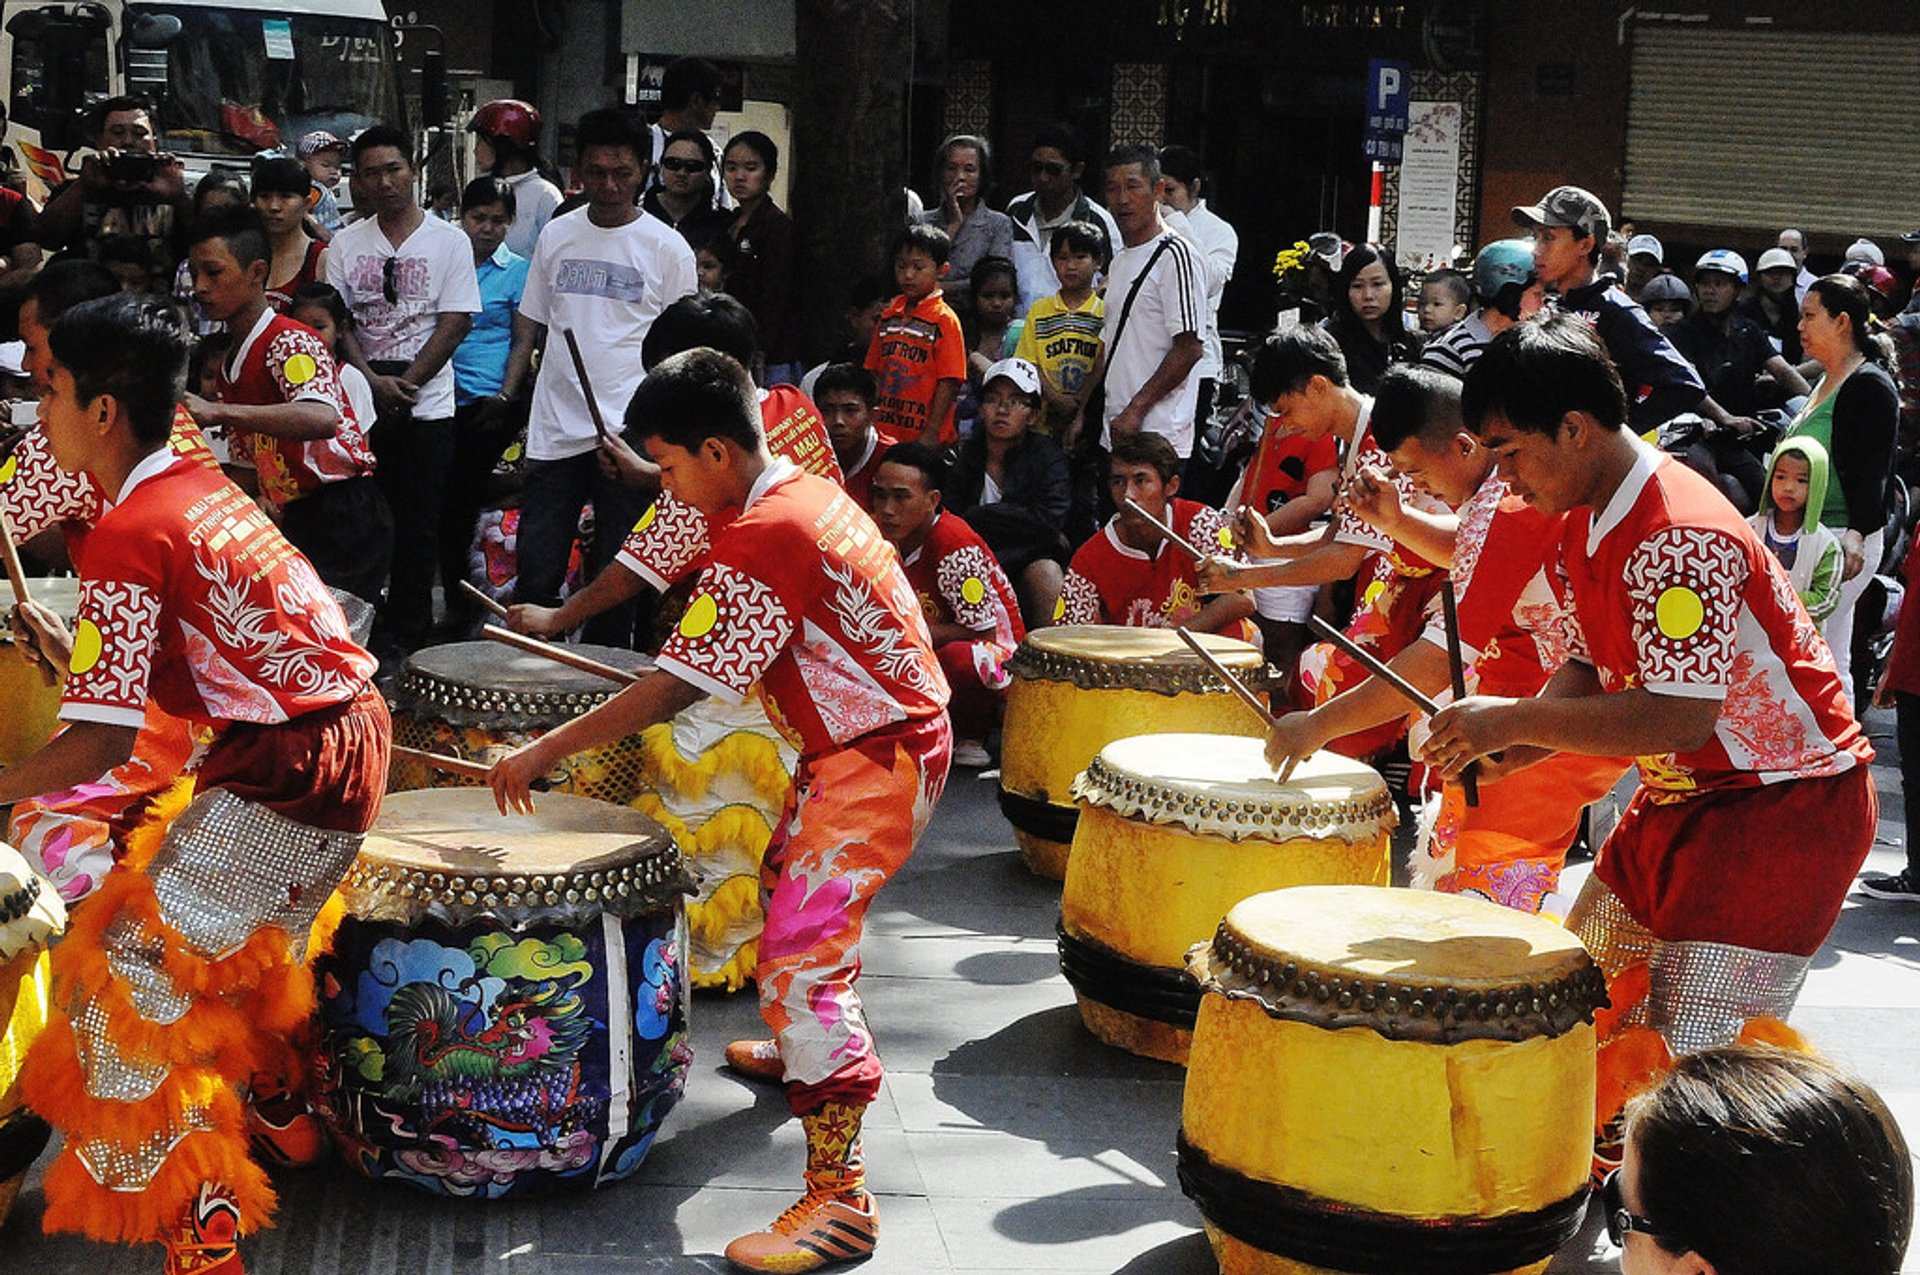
[8,294,388,1275]
[488,348,950,1273]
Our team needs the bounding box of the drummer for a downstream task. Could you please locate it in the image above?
[1262,365,1626,914]
[1196,326,1448,758]
[1424,317,1873,1149]
[867,440,1025,769]
[6,295,388,1275]
[505,292,842,641]
[488,348,949,1273]
[1057,430,1254,637]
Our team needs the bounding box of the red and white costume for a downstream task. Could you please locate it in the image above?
[212,310,373,513]
[901,510,1025,741]
[838,431,883,513]
[1550,443,1873,1124]
[1240,426,1340,625]
[615,386,842,592]
[21,450,389,1250]
[1058,498,1242,635]
[1409,475,1627,913]
[656,460,951,1114]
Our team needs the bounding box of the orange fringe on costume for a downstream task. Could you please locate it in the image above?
[17,865,307,1243]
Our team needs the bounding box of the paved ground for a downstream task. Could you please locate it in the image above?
[8,711,1919,1273]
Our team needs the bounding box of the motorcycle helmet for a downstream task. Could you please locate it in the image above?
[469,99,541,152]
[1472,238,1535,297]
[1694,249,1748,284]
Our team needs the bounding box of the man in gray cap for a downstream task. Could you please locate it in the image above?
[1513,184,1758,445]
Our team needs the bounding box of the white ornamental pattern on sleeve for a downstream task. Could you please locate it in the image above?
[668,560,792,697]
[1450,478,1504,595]
[1,431,99,539]
[1624,527,1748,687]
[618,493,713,586]
[68,580,163,712]
[1188,504,1238,558]
[1058,571,1101,625]
[935,543,1002,633]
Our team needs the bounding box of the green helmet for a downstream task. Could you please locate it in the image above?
[1473,239,1535,298]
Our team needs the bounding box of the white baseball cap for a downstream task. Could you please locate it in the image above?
[1756,247,1797,273]
[1845,237,1885,266]
[982,358,1041,397]
[1627,234,1664,263]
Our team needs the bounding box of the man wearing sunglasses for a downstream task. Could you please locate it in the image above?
[1006,122,1121,313]
[326,123,482,662]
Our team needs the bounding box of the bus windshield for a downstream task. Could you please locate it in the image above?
[128,5,401,158]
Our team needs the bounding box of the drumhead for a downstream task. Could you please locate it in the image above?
[1073,734,1392,844]
[1008,625,1269,694]
[393,640,655,728]
[0,579,82,645]
[358,788,669,879]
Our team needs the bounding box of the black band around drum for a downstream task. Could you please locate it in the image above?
[0,1112,50,1181]
[997,788,1080,844]
[1176,1131,1589,1275]
[1056,919,1203,1028]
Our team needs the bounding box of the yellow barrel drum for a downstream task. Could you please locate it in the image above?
[1059,736,1394,1065]
[998,627,1271,880]
[0,579,80,768]
[1180,886,1605,1275]
[0,843,65,1226]
[386,640,653,804]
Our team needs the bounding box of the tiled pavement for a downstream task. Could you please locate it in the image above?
[8,712,1918,1273]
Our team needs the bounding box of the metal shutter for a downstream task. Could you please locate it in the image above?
[1623,27,1920,239]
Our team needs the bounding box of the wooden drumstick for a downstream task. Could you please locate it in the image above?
[392,744,551,791]
[1122,497,1206,564]
[1175,626,1282,731]
[1439,579,1480,808]
[482,623,640,685]
[457,579,511,622]
[1307,615,1443,717]
[562,329,611,443]
[0,506,31,608]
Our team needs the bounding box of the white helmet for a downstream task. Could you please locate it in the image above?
[1694,249,1748,284]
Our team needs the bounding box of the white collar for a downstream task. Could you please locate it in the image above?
[113,446,177,507]
[743,456,798,511]
[1586,438,1661,554]
[902,510,942,566]
[1101,517,1162,563]
[847,431,878,477]
[225,307,276,382]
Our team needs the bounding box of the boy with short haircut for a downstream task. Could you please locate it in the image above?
[1013,219,1107,439]
[1418,268,1471,334]
[10,293,388,1275]
[868,440,1025,768]
[487,349,950,1273]
[865,223,966,448]
[182,206,391,606]
[814,362,883,509]
[1059,429,1252,636]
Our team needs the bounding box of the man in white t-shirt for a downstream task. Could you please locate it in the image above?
[1097,144,1208,461]
[1005,124,1122,314]
[498,106,698,648]
[326,123,481,659]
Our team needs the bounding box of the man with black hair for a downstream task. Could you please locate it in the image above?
[489,348,948,1273]
[1426,315,1873,1161]
[36,95,192,292]
[646,56,730,209]
[1006,123,1120,312]
[814,362,883,508]
[498,106,697,648]
[9,293,387,1275]
[326,123,480,659]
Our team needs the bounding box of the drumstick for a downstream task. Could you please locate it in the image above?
[482,623,640,685]
[1122,498,1205,563]
[1307,615,1442,717]
[457,579,511,622]
[561,329,611,443]
[1175,626,1282,731]
[1439,579,1480,808]
[392,744,551,791]
[0,506,31,607]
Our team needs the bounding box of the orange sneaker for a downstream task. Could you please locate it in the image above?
[164,1182,244,1275]
[723,1188,878,1272]
[723,1038,784,1084]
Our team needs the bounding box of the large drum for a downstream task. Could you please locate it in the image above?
[1059,737,1394,1065]
[0,843,64,1226]
[387,641,653,805]
[631,696,797,993]
[998,627,1271,880]
[0,578,80,768]
[313,789,691,1198]
[1180,887,1605,1275]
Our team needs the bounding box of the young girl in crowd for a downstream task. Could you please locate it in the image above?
[1749,436,1844,627]
[289,282,378,450]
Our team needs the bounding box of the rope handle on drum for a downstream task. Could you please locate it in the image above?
[0,506,57,688]
[391,743,552,791]
[480,623,641,686]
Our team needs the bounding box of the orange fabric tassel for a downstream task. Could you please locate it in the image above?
[1594,1025,1671,1134]
[1737,1015,1812,1052]
[1591,960,1651,1043]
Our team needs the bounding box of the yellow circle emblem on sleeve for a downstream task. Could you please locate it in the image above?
[961,576,986,606]
[0,454,15,486]
[1654,585,1705,641]
[633,503,657,533]
[1052,596,1066,622]
[70,619,104,675]
[678,592,719,640]
[282,352,318,386]
[1215,526,1234,550]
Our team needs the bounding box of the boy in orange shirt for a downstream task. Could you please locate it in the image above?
[865,223,966,448]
